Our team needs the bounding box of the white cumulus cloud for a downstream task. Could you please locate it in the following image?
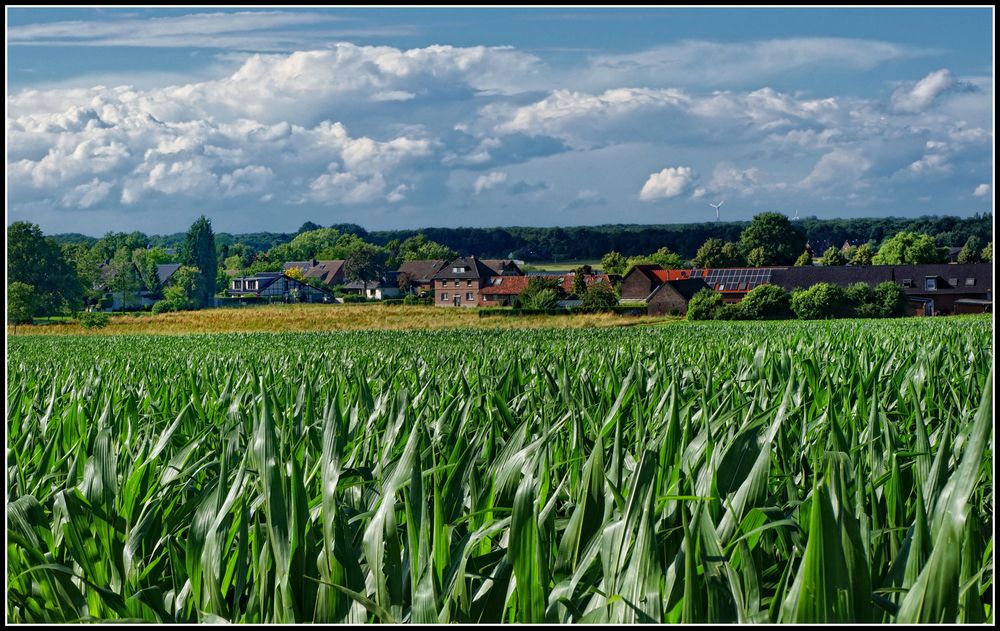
[639,167,694,201]
[973,183,990,197]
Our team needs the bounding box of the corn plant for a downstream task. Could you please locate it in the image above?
[6,318,993,623]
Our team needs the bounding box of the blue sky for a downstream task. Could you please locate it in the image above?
[6,7,994,235]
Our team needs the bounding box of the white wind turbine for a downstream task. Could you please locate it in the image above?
[709,200,725,222]
[792,209,800,221]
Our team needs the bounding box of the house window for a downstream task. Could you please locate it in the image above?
[441,293,449,301]
[925,277,937,290]
[966,278,976,286]
[233,280,243,290]
[466,292,474,301]
[718,284,726,291]
[247,280,258,290]
[902,279,913,288]
[949,278,958,288]
[467,279,472,287]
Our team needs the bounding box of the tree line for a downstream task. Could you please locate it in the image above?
[49,213,993,262]
[597,213,992,277]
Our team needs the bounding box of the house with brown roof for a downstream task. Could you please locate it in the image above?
[282,259,346,286]
[481,259,524,276]
[432,256,499,307]
[396,259,448,294]
[645,279,713,316]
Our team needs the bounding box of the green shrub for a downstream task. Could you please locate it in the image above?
[579,282,619,309]
[873,281,908,318]
[78,312,110,329]
[151,300,175,315]
[845,282,874,308]
[739,284,792,320]
[790,283,848,320]
[687,288,724,321]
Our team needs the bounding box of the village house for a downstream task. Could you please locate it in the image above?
[341,271,402,300]
[432,256,499,307]
[101,262,182,311]
[481,259,524,276]
[227,271,335,303]
[282,259,346,287]
[396,259,449,294]
[433,256,616,307]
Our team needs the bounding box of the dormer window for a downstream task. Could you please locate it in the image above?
[233,280,243,290]
[924,277,937,290]
[902,279,913,288]
[966,278,976,287]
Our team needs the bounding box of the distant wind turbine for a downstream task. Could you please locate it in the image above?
[709,200,725,222]
[792,209,800,221]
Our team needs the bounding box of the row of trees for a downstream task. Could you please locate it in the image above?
[687,281,909,321]
[600,213,993,274]
[49,213,993,263]
[364,212,993,260]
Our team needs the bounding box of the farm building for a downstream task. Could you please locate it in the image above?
[621,263,993,316]
[645,279,713,316]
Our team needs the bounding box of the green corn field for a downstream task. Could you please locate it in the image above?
[6,318,993,623]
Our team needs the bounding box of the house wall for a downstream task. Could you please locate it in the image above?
[620,270,657,300]
[954,301,992,315]
[435,277,483,307]
[647,285,692,316]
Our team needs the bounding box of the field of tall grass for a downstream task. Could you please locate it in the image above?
[6,318,993,623]
[7,303,668,336]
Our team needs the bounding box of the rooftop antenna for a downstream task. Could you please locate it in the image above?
[709,200,725,222]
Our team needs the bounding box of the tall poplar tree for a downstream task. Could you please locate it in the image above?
[182,215,217,307]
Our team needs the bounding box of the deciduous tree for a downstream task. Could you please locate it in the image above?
[738,212,807,265]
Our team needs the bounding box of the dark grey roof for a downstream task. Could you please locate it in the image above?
[666,278,713,301]
[769,263,992,294]
[397,259,448,283]
[156,263,181,285]
[343,271,398,290]
[769,266,892,290]
[481,259,523,276]
[433,256,496,280]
